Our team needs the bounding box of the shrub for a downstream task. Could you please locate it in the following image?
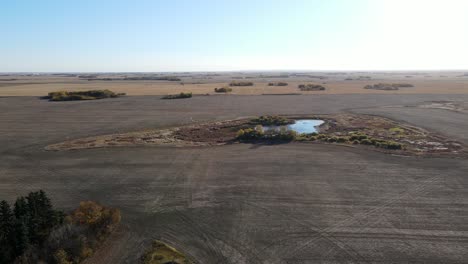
[236,128,264,141]
[360,139,373,145]
[298,84,326,91]
[250,115,294,126]
[268,82,288,86]
[377,141,403,150]
[317,134,327,140]
[349,133,368,141]
[336,137,348,143]
[237,125,297,142]
[142,240,193,264]
[44,90,122,101]
[54,249,72,264]
[161,92,192,99]
[229,81,253,86]
[214,87,232,93]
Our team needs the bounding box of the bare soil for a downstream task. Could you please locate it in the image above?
[2,94,468,263]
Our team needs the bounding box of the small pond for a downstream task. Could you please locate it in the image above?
[263,119,324,134]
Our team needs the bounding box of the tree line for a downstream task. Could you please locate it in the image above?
[0,190,64,263]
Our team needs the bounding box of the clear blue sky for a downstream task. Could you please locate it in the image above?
[1,0,467,72]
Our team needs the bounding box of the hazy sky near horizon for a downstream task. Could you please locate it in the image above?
[1,0,468,72]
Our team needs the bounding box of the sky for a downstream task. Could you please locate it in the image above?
[1,0,467,72]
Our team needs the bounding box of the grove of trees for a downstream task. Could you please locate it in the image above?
[0,191,121,264]
[0,190,64,263]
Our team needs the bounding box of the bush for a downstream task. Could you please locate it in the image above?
[237,125,297,142]
[142,240,193,264]
[236,127,264,141]
[360,139,373,145]
[349,133,368,141]
[336,137,348,143]
[229,81,253,86]
[268,82,288,86]
[250,115,294,126]
[298,84,326,91]
[376,141,403,150]
[45,201,120,264]
[162,92,192,99]
[214,87,232,93]
[44,90,122,101]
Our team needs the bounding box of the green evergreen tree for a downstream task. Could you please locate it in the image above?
[13,219,29,258]
[26,191,42,243]
[13,197,28,220]
[0,200,15,264]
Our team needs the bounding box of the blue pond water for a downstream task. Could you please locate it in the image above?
[263,119,324,134]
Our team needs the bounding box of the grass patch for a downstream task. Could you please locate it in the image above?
[43,90,124,101]
[141,240,193,264]
[389,127,405,134]
[298,84,326,91]
[162,92,192,99]
[214,87,232,93]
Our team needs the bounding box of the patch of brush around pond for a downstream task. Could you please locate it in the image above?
[46,114,465,156]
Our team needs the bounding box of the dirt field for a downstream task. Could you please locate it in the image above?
[0,71,467,96]
[1,93,468,263]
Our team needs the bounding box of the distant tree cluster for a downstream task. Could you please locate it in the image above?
[123,76,181,81]
[267,82,288,86]
[86,76,181,81]
[43,90,125,101]
[214,87,232,93]
[229,81,253,86]
[260,75,289,78]
[162,92,192,99]
[78,75,97,79]
[0,191,121,264]
[364,83,414,91]
[298,84,326,91]
[0,190,64,263]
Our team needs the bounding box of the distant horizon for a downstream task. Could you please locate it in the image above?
[2,69,468,74]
